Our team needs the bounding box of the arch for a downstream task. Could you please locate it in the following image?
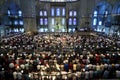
[94,1,112,15]
[8,2,20,15]
[6,2,24,34]
[92,1,112,33]
[112,2,120,14]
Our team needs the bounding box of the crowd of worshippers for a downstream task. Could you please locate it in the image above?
[0,33,120,80]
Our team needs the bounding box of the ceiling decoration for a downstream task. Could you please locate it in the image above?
[39,0,78,2]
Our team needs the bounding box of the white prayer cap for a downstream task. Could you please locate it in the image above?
[9,63,14,68]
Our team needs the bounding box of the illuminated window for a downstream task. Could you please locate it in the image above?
[8,7,23,26]
[44,28,48,32]
[16,29,18,32]
[20,28,24,32]
[14,29,17,32]
[7,3,24,33]
[69,11,72,16]
[22,28,24,32]
[18,10,22,16]
[8,10,10,16]
[44,18,48,25]
[56,8,60,16]
[51,29,54,32]
[39,28,44,32]
[40,11,43,16]
[40,18,43,25]
[68,28,72,32]
[62,8,65,16]
[98,21,102,25]
[39,10,48,26]
[14,21,18,25]
[62,18,65,25]
[51,18,55,25]
[19,21,23,25]
[51,8,54,16]
[44,11,47,16]
[73,18,76,25]
[62,28,65,32]
[69,18,72,25]
[93,18,97,25]
[105,11,108,15]
[73,11,77,16]
[93,11,97,17]
[73,28,75,32]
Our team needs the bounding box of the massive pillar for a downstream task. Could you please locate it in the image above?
[20,0,37,33]
[79,0,97,28]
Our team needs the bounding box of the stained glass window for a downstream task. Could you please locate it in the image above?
[40,18,43,25]
[14,21,18,25]
[93,11,97,17]
[69,18,72,25]
[73,11,77,16]
[44,18,48,25]
[56,8,60,16]
[73,18,76,25]
[62,8,65,16]
[44,11,47,16]
[19,21,23,25]
[52,18,55,25]
[8,10,10,16]
[98,21,102,25]
[40,11,43,16]
[93,18,97,25]
[62,18,65,25]
[51,8,54,16]
[18,10,22,16]
[69,11,72,16]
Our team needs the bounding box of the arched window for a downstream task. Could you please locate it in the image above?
[62,8,65,16]
[56,8,60,16]
[19,21,23,25]
[40,18,43,25]
[51,8,55,16]
[44,18,48,25]
[18,10,22,16]
[40,11,43,16]
[51,18,55,25]
[93,18,97,25]
[69,18,72,25]
[93,11,97,17]
[39,10,48,30]
[8,10,10,16]
[73,11,77,16]
[7,3,24,33]
[62,18,65,25]
[73,18,77,25]
[68,10,77,32]
[69,11,72,16]
[92,1,112,31]
[98,21,102,25]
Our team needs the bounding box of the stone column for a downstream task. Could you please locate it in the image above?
[20,0,37,33]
